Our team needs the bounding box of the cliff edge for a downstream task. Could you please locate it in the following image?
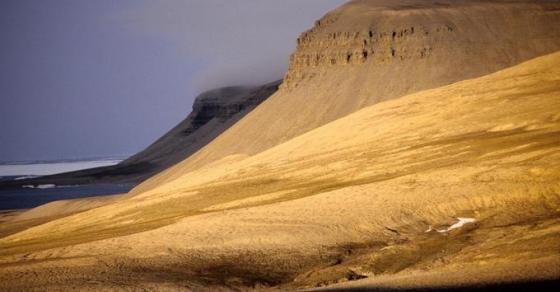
[0,81,280,188]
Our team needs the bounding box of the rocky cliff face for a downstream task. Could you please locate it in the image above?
[122,80,281,172]
[182,84,279,136]
[284,20,451,89]
[0,81,280,188]
[283,0,560,90]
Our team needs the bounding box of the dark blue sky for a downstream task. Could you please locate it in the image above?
[0,0,345,162]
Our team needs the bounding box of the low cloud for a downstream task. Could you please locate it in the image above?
[125,0,346,91]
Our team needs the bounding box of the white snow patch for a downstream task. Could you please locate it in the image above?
[15,176,37,181]
[22,184,57,189]
[0,159,122,177]
[437,217,476,233]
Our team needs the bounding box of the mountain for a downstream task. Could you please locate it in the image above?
[2,50,560,291]
[133,0,560,194]
[0,81,280,188]
[1,0,560,290]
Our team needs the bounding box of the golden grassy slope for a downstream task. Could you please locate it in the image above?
[0,52,559,290]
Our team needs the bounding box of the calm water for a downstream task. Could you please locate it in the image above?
[0,184,133,210]
[0,157,131,210]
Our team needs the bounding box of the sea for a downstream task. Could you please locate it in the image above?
[0,157,134,211]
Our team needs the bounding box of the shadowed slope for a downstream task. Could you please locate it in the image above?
[1,51,559,290]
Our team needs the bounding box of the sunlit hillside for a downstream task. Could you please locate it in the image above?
[1,49,559,290]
